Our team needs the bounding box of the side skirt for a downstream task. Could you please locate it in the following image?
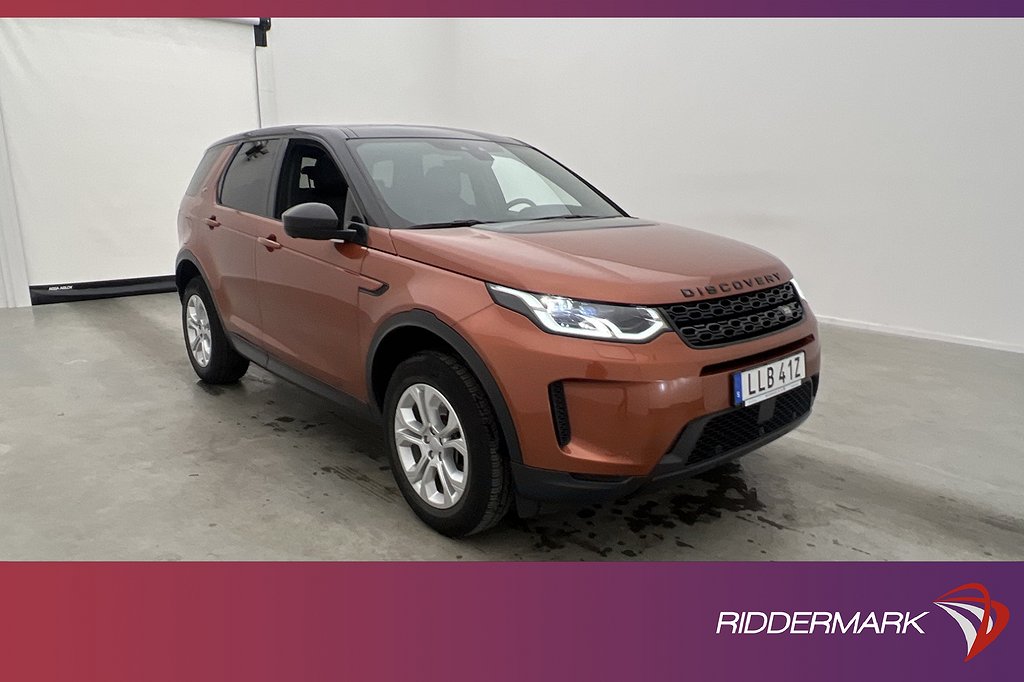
[229,333,378,423]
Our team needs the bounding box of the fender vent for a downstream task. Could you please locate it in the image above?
[548,381,571,448]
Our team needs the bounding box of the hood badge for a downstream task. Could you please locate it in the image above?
[681,272,783,299]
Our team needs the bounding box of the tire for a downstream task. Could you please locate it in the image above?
[384,351,512,537]
[181,277,250,384]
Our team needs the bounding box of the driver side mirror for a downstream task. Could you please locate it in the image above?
[282,202,367,244]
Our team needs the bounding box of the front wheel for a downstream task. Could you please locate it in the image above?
[181,277,250,384]
[384,351,512,537]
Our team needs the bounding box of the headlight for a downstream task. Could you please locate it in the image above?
[487,283,667,342]
[790,278,805,300]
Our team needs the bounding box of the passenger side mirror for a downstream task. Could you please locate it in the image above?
[282,202,367,244]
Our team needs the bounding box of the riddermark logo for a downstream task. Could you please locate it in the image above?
[716,582,1010,663]
[933,583,1010,662]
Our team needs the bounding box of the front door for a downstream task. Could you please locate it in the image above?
[254,139,367,397]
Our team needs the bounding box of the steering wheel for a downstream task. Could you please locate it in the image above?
[505,197,537,212]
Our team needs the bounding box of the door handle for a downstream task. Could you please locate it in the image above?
[205,216,221,229]
[258,236,283,251]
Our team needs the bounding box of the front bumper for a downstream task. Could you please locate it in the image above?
[460,297,820,480]
[511,375,817,510]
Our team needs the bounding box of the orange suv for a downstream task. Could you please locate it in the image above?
[177,125,820,536]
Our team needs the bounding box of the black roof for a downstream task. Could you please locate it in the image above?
[212,124,523,147]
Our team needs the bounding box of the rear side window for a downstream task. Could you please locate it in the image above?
[219,139,282,216]
[185,145,226,196]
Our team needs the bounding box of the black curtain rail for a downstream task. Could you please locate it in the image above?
[29,275,176,305]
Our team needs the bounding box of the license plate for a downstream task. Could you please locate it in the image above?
[732,351,806,406]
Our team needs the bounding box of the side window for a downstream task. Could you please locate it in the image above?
[219,139,282,216]
[275,141,352,221]
[185,145,225,197]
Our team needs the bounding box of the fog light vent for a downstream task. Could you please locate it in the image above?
[548,381,571,448]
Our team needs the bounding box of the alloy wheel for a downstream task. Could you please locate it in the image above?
[185,294,213,367]
[393,383,468,509]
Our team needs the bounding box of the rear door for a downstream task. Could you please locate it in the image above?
[254,137,369,397]
[212,138,283,342]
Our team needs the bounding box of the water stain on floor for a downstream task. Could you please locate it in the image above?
[321,465,397,503]
[507,463,766,558]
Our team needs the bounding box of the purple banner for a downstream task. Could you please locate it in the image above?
[0,562,1017,680]
[5,2,1024,17]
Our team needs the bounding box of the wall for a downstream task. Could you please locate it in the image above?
[269,19,1024,352]
[0,19,260,293]
[267,19,455,126]
[0,96,30,307]
[444,20,1024,352]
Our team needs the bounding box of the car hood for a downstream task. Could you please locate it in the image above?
[388,217,793,305]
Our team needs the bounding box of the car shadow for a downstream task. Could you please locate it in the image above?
[489,462,767,558]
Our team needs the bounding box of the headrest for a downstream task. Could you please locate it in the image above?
[423,164,462,197]
[303,162,346,195]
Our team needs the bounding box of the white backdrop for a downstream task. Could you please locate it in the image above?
[268,19,451,125]
[0,19,260,290]
[269,18,1024,352]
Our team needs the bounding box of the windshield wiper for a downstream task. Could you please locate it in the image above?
[410,219,494,229]
[527,214,604,221]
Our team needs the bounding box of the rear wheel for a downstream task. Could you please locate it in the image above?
[384,351,512,537]
[181,277,249,384]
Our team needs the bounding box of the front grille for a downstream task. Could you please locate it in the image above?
[687,381,814,465]
[660,282,804,348]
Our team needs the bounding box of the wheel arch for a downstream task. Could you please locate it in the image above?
[175,250,233,352]
[175,250,207,301]
[367,310,523,464]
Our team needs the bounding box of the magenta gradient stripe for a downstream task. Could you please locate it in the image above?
[0,562,1018,681]
[3,1,1024,16]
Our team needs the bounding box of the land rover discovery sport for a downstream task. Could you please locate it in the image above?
[176,125,820,537]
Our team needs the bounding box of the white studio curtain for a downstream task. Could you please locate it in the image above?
[0,19,261,291]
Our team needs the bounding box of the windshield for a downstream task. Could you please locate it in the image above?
[348,138,624,228]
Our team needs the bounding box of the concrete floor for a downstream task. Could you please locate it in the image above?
[0,292,1021,560]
